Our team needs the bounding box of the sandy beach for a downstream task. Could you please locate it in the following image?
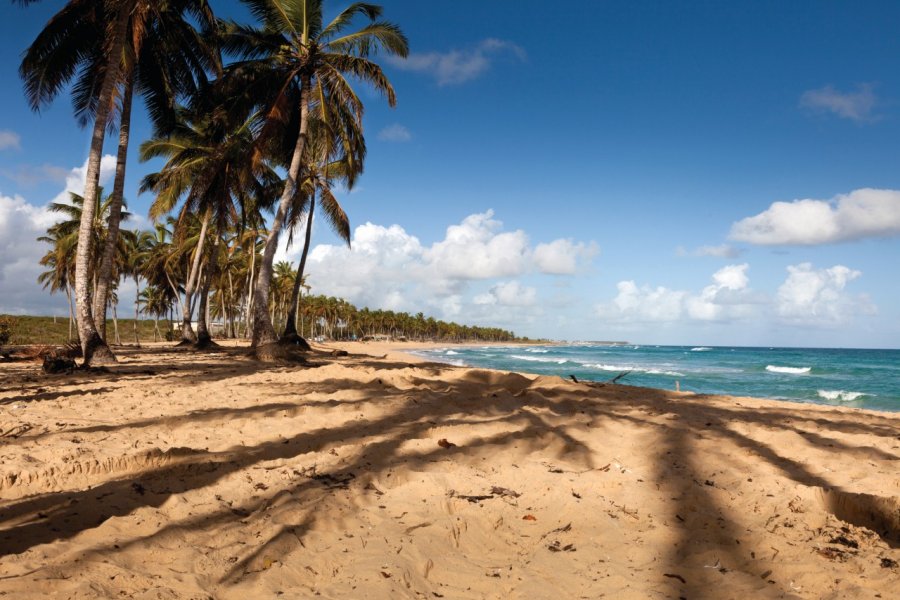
[0,341,898,599]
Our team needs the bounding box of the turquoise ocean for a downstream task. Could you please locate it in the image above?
[412,344,900,412]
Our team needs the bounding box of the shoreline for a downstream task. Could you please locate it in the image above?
[346,340,899,416]
[1,341,897,597]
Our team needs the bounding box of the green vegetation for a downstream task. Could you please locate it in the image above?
[0,315,160,346]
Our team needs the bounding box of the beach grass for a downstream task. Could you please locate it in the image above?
[0,314,165,346]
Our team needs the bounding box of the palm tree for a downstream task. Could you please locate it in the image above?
[37,229,77,341]
[222,0,408,357]
[121,229,155,344]
[140,104,275,344]
[280,112,359,342]
[17,0,217,365]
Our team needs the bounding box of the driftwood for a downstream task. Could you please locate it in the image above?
[607,370,632,384]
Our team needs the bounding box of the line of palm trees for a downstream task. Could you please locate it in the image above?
[17,0,412,364]
[37,201,520,346]
[22,0,521,362]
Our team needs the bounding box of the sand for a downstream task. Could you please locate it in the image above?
[0,340,898,599]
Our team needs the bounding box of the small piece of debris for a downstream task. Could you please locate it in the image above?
[437,438,456,449]
[490,486,521,498]
[663,573,686,584]
[880,558,898,569]
[522,514,537,521]
[828,535,859,549]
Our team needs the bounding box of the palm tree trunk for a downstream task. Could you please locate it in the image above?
[196,232,220,347]
[112,303,120,345]
[73,1,130,366]
[65,284,74,341]
[251,74,311,351]
[93,68,134,341]
[282,195,315,340]
[227,270,236,338]
[133,275,140,344]
[179,210,210,343]
[243,234,256,338]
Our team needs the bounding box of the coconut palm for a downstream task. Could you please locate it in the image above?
[37,229,78,341]
[121,229,155,343]
[221,0,407,357]
[280,110,359,342]
[140,104,276,344]
[18,0,217,364]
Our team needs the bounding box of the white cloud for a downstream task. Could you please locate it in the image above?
[0,155,119,316]
[596,264,762,324]
[677,244,743,258]
[387,38,526,86]
[274,210,594,324]
[0,192,63,313]
[377,124,412,142]
[730,188,900,245]
[533,239,598,274]
[473,280,537,307]
[776,263,875,326]
[800,84,877,122]
[425,210,531,280]
[53,154,118,204]
[0,130,22,151]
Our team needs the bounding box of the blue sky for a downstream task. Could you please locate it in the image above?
[2,1,899,347]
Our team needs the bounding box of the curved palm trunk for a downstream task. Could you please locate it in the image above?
[74,3,131,366]
[179,210,210,343]
[196,232,220,347]
[281,198,315,340]
[93,68,134,341]
[251,75,311,351]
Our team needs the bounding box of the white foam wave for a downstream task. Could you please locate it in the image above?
[445,350,459,355]
[691,347,712,352]
[766,365,811,374]
[817,390,869,402]
[581,363,683,377]
[511,354,568,364]
[525,348,549,353]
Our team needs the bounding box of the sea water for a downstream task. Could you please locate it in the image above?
[412,344,900,412]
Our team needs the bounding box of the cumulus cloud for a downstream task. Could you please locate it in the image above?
[0,130,21,151]
[0,155,118,315]
[677,244,743,258]
[473,280,537,307]
[377,124,412,142]
[426,211,531,280]
[275,210,595,323]
[533,239,598,274]
[596,264,762,324]
[387,38,526,86]
[730,188,900,245]
[53,155,118,204]
[776,263,875,326]
[800,84,877,122]
[0,192,64,313]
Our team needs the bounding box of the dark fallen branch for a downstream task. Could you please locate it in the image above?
[607,370,632,384]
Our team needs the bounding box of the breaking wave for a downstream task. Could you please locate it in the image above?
[817,390,869,402]
[766,365,811,375]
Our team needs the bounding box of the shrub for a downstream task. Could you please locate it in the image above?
[0,315,15,347]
